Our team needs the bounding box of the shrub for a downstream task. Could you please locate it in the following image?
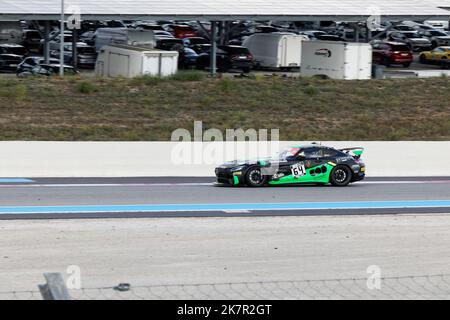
[76,81,97,94]
[303,85,320,96]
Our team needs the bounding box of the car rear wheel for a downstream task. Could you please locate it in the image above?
[245,167,267,187]
[403,62,411,68]
[330,165,352,187]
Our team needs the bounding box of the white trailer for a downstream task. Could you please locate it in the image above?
[0,21,22,44]
[95,44,178,78]
[95,28,156,52]
[243,32,309,69]
[300,41,372,80]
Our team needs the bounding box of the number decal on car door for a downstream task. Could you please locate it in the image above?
[291,163,306,178]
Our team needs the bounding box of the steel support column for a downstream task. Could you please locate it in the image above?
[59,0,65,78]
[72,28,78,69]
[210,21,217,77]
[44,21,50,64]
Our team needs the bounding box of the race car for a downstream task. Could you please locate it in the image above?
[215,144,365,187]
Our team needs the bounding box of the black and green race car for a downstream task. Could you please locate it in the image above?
[215,144,365,187]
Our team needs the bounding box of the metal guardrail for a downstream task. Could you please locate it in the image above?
[1,273,450,300]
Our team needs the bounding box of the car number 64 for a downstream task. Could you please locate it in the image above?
[291,163,306,178]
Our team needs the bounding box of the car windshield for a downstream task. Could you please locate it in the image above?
[429,30,448,36]
[278,147,300,160]
[392,45,411,51]
[404,33,421,38]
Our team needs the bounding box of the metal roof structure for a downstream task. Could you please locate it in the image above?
[1,0,450,21]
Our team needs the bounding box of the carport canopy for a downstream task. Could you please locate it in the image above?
[1,0,450,21]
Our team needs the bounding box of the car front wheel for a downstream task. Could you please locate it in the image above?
[330,165,352,187]
[245,167,267,187]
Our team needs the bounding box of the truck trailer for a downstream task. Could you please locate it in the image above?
[300,40,372,80]
[243,32,308,69]
[95,44,178,78]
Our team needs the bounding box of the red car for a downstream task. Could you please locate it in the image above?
[372,41,413,67]
[168,25,198,39]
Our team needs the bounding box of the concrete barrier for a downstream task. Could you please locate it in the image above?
[0,141,448,177]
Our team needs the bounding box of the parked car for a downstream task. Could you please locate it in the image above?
[190,44,212,54]
[424,20,448,31]
[166,24,198,39]
[0,43,28,59]
[21,29,42,52]
[80,31,96,46]
[391,24,416,32]
[134,24,165,31]
[182,37,209,48]
[17,56,60,74]
[419,46,450,67]
[180,47,199,68]
[371,41,413,67]
[387,31,432,51]
[418,29,450,48]
[196,45,254,73]
[254,26,281,34]
[0,54,23,73]
[46,34,79,51]
[50,43,97,68]
[154,31,175,39]
[156,38,184,51]
[17,63,78,77]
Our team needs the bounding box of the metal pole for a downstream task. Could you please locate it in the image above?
[60,0,65,78]
[210,21,217,77]
[44,21,50,64]
[38,273,71,300]
[72,28,78,69]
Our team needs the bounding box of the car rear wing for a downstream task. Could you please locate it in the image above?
[339,147,364,160]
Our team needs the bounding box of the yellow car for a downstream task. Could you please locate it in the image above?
[419,46,450,64]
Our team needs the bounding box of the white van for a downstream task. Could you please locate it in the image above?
[95,28,156,52]
[301,41,372,80]
[243,32,308,69]
[95,44,178,78]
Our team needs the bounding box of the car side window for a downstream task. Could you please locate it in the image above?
[322,148,338,158]
[303,148,322,159]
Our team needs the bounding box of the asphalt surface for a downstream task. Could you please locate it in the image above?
[0,177,449,219]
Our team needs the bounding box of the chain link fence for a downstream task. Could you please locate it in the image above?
[2,274,450,300]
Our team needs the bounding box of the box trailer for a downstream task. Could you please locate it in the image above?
[0,21,23,44]
[95,44,178,78]
[243,32,309,69]
[300,41,372,80]
[95,28,156,52]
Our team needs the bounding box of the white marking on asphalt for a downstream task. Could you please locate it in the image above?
[0,180,448,188]
[223,210,252,214]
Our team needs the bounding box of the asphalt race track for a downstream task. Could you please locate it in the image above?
[0,177,449,220]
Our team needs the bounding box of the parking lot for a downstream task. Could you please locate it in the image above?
[1,19,450,79]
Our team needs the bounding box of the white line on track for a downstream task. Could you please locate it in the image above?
[0,181,448,188]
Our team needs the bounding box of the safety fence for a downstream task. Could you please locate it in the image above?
[1,273,450,300]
